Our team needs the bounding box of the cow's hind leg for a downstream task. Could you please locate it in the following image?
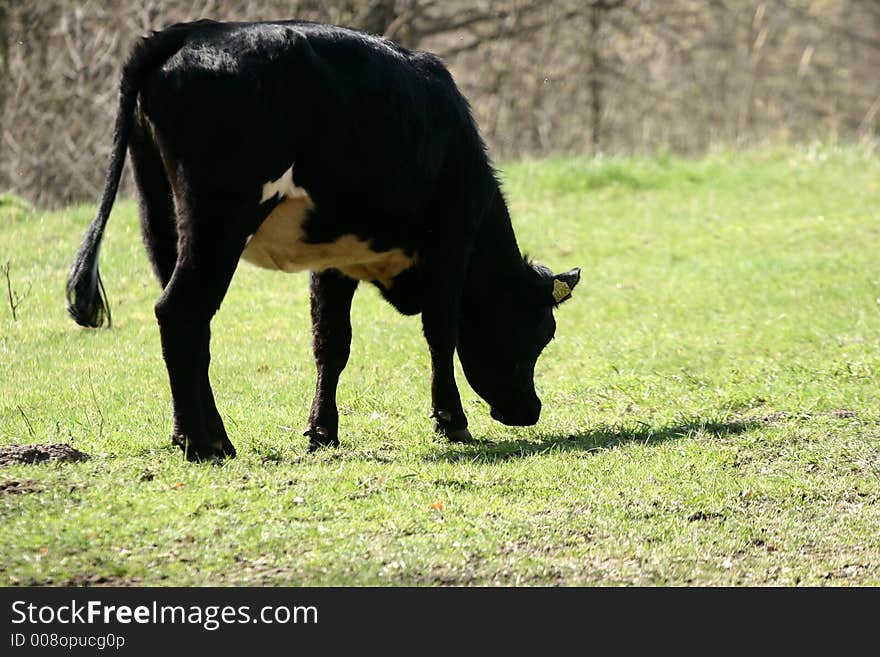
[155,192,249,461]
[305,269,358,451]
[129,118,178,288]
[130,126,236,457]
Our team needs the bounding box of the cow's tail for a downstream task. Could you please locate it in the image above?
[66,21,209,328]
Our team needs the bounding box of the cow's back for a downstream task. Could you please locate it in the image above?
[141,21,487,214]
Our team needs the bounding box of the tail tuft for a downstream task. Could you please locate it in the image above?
[66,221,112,328]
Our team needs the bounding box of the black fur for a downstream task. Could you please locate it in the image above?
[66,21,215,327]
[66,19,581,458]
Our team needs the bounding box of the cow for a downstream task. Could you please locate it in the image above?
[65,19,581,460]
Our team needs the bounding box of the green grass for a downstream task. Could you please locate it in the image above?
[1,143,879,586]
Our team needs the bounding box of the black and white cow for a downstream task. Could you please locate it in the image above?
[66,19,581,460]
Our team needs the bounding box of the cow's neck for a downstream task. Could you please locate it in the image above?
[464,184,529,302]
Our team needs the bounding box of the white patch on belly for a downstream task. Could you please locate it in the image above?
[260,163,309,204]
[241,195,414,287]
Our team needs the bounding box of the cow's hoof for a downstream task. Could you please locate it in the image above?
[432,412,472,443]
[304,426,339,452]
[445,427,473,443]
[215,437,237,459]
[172,434,236,461]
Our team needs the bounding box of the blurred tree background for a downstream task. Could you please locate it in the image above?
[0,0,878,207]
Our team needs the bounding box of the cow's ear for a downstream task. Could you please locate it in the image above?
[550,267,581,305]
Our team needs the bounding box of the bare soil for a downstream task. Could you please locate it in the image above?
[0,443,90,467]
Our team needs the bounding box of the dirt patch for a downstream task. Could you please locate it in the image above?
[9,573,141,586]
[822,563,872,583]
[0,479,41,495]
[688,510,724,522]
[58,574,141,587]
[824,409,857,419]
[742,409,857,424]
[751,411,795,423]
[0,443,90,467]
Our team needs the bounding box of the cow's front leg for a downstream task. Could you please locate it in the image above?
[426,344,471,442]
[420,261,472,443]
[305,269,358,451]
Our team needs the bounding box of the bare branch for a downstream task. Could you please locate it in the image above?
[2,260,29,321]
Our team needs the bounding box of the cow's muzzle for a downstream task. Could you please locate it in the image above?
[490,402,541,427]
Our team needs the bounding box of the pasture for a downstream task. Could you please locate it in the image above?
[1,144,878,586]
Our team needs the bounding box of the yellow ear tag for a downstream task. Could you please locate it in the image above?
[552,279,572,303]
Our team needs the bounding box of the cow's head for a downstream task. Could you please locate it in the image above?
[457,262,581,426]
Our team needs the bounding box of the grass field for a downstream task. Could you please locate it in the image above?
[1,144,878,586]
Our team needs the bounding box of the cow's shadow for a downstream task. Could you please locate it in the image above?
[429,416,759,463]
